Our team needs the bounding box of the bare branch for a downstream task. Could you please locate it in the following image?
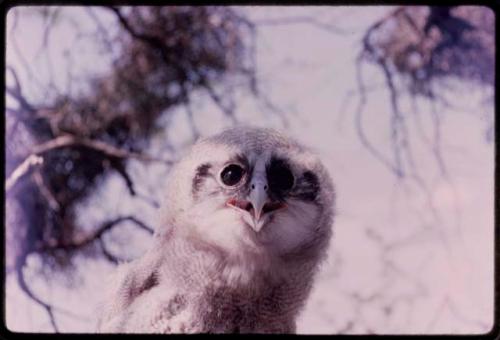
[6,65,22,95]
[85,7,114,54]
[135,193,161,209]
[31,134,174,164]
[353,57,402,176]
[99,238,120,265]
[34,8,58,59]
[106,6,171,59]
[6,66,37,115]
[6,155,44,192]
[16,265,59,332]
[107,6,149,41]
[109,158,136,196]
[9,12,47,93]
[32,170,60,211]
[254,16,351,35]
[15,255,92,332]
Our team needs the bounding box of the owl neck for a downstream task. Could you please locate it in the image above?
[159,233,319,299]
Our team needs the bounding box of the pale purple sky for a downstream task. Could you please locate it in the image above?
[6,6,494,334]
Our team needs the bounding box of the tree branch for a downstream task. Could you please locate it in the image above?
[38,216,154,252]
[31,134,173,164]
[99,238,120,265]
[106,6,172,59]
[254,16,351,35]
[15,255,93,332]
[354,57,401,175]
[16,265,59,332]
[32,170,60,211]
[6,154,44,192]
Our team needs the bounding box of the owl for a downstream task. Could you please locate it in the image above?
[96,126,335,333]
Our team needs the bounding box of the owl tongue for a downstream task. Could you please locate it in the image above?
[226,198,253,212]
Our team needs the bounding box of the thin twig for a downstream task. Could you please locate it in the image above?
[16,265,59,332]
[109,158,136,196]
[354,57,400,175]
[99,238,120,265]
[254,16,351,35]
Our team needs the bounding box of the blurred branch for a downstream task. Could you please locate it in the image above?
[106,6,174,64]
[6,155,44,192]
[109,158,136,196]
[15,253,93,332]
[254,15,351,35]
[352,9,408,177]
[354,57,401,176]
[39,10,56,55]
[426,296,490,332]
[32,170,60,211]
[16,264,59,332]
[31,134,174,164]
[99,238,120,265]
[85,8,114,54]
[107,6,156,43]
[7,65,22,95]
[180,83,200,140]
[38,216,153,252]
[6,66,37,114]
[7,134,172,194]
[199,75,237,123]
[9,11,49,94]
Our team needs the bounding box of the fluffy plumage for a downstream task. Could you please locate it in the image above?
[96,126,335,333]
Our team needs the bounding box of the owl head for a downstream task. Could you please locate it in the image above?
[159,127,334,268]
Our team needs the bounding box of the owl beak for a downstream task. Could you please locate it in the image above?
[227,180,285,232]
[246,181,285,232]
[248,183,268,223]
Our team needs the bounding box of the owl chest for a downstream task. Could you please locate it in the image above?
[195,286,298,333]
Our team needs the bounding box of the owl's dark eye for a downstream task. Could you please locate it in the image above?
[220,164,245,186]
[267,160,294,192]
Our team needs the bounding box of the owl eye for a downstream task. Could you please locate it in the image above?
[267,160,294,192]
[220,164,245,186]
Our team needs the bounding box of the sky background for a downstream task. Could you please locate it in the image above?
[5,6,494,334]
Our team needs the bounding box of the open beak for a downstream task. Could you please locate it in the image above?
[248,181,268,222]
[227,178,285,232]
